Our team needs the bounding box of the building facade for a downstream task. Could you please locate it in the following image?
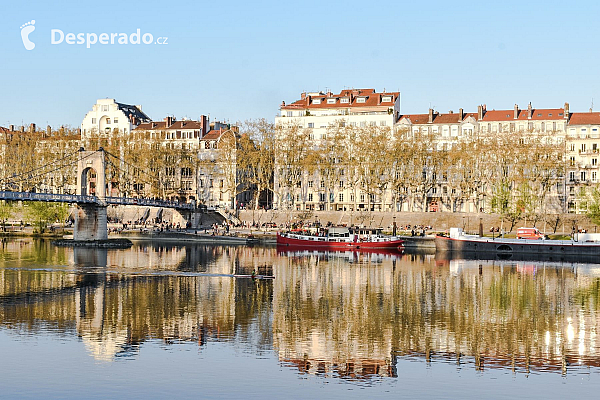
[81,98,151,139]
[274,88,400,211]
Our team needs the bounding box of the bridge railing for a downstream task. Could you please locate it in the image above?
[0,191,97,204]
[105,197,195,210]
[0,191,195,210]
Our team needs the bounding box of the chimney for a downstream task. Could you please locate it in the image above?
[165,116,173,127]
[477,105,483,120]
[201,115,208,137]
[21,126,25,133]
[458,108,463,122]
[136,105,142,111]
[564,102,570,120]
[281,101,286,107]
[9,125,14,131]
[151,122,157,129]
[29,123,36,133]
[514,104,519,119]
[527,102,532,119]
[300,92,306,100]
[428,108,434,123]
[181,121,186,127]
[327,91,333,97]
[46,125,51,137]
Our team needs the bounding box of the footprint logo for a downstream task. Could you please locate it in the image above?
[20,20,35,50]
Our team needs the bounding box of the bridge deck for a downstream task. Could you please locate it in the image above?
[0,191,195,210]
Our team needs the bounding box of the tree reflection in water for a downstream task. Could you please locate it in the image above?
[1,239,600,379]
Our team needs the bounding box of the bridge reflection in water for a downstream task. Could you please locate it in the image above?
[1,239,600,379]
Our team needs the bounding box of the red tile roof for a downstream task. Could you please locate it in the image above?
[281,89,398,110]
[398,112,477,124]
[481,108,564,121]
[134,120,205,131]
[568,112,600,125]
[201,130,224,140]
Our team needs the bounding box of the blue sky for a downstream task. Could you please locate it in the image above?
[1,0,599,128]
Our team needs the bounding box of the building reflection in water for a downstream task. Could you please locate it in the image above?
[1,238,600,379]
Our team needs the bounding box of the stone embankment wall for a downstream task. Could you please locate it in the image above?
[237,210,594,235]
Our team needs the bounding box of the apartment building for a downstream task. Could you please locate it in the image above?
[565,110,600,212]
[397,103,568,213]
[81,98,151,139]
[197,126,249,209]
[132,116,209,202]
[274,88,400,211]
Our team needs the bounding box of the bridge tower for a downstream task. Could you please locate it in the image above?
[74,149,108,241]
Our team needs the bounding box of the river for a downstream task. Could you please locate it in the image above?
[1,238,599,399]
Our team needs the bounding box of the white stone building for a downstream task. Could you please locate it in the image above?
[81,98,151,139]
[274,88,400,211]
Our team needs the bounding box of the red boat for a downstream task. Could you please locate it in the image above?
[276,227,404,250]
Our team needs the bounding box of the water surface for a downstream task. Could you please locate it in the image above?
[1,238,600,398]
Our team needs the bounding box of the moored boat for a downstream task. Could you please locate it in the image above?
[436,227,600,257]
[276,226,404,250]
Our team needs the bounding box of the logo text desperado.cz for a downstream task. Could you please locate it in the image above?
[51,29,167,48]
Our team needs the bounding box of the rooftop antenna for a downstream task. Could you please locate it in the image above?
[591,98,594,112]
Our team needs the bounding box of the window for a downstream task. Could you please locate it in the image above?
[114,117,118,124]
[320,181,325,188]
[570,144,575,152]
[569,156,576,166]
[308,181,313,188]
[340,98,349,104]
[380,121,387,126]
[382,96,392,102]
[308,193,313,202]
[594,172,598,182]
[581,171,587,181]
[106,118,111,124]
[360,122,366,127]
[356,97,366,103]
[569,171,576,181]
[327,98,336,104]
[102,105,109,112]
[339,193,344,202]
[594,159,598,166]
[313,99,321,104]
[339,181,344,188]
[319,193,326,202]
[199,179,203,188]
[91,118,96,124]
[582,144,587,152]
[308,122,314,128]
[286,111,293,117]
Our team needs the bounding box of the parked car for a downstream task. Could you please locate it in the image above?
[516,227,543,240]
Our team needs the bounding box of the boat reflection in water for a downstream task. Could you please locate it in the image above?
[2,239,600,382]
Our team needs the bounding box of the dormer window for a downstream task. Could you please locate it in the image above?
[313,99,322,104]
[327,98,336,104]
[382,96,392,102]
[356,97,366,103]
